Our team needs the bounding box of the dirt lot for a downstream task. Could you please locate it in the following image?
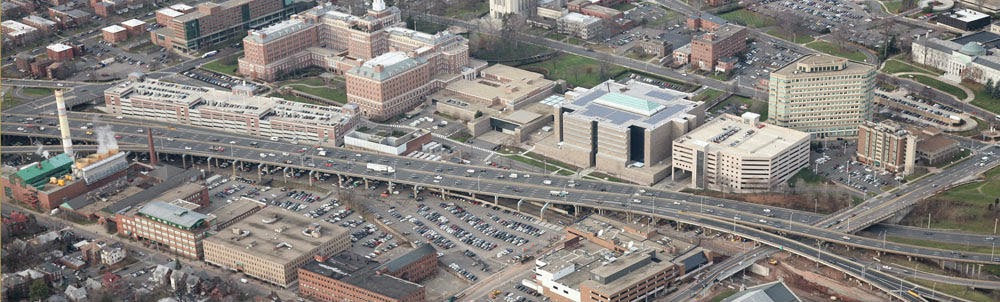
[683,186,854,214]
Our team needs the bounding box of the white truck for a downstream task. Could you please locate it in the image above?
[367,163,395,173]
[549,190,568,197]
[317,150,327,156]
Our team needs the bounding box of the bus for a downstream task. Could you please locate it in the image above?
[907,290,920,298]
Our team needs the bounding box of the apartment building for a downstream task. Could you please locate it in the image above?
[672,113,810,193]
[103,73,359,146]
[203,206,350,288]
[21,15,57,33]
[1,20,40,46]
[115,201,210,259]
[537,79,704,185]
[690,23,747,71]
[768,54,876,138]
[346,52,436,121]
[150,0,303,52]
[299,244,437,302]
[856,120,917,175]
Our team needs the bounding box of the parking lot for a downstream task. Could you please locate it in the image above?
[809,142,901,195]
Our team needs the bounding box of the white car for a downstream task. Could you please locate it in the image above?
[184,146,192,150]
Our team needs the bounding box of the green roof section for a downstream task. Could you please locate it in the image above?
[595,93,666,116]
[13,154,74,189]
[138,201,209,230]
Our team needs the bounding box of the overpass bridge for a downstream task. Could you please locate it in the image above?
[2,115,992,301]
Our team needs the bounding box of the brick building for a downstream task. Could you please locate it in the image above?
[686,13,727,32]
[115,201,211,259]
[690,23,746,71]
[856,120,916,175]
[2,20,40,46]
[237,1,481,120]
[47,43,75,61]
[21,15,58,33]
[121,19,146,36]
[1,153,127,210]
[102,25,127,44]
[203,206,351,288]
[298,244,437,302]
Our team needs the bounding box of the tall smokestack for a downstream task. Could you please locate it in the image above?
[55,90,74,157]
[147,127,157,166]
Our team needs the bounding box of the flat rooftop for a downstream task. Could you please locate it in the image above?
[153,182,204,203]
[136,201,210,230]
[947,9,990,22]
[561,79,698,128]
[301,251,423,300]
[208,197,263,225]
[157,8,184,18]
[247,19,313,44]
[46,43,72,52]
[102,25,126,33]
[536,240,674,293]
[675,113,809,158]
[204,206,349,264]
[122,19,146,27]
[772,53,874,78]
[440,64,553,107]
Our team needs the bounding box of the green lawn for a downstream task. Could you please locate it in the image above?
[907,166,1000,234]
[283,78,327,86]
[288,85,346,104]
[806,40,869,62]
[521,53,626,88]
[612,2,636,11]
[22,87,53,97]
[710,95,768,120]
[201,57,239,76]
[881,60,939,75]
[545,32,568,41]
[693,89,725,103]
[442,0,488,19]
[523,152,578,172]
[766,29,815,44]
[269,92,319,105]
[964,82,1000,115]
[789,167,826,186]
[908,74,968,100]
[905,278,998,302]
[718,9,774,28]
[882,0,903,13]
[885,236,994,254]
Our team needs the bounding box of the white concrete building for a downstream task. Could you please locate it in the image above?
[672,113,810,193]
[911,31,1000,85]
[556,12,603,40]
[490,0,536,19]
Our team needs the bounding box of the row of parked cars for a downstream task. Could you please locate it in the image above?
[419,204,498,251]
[442,204,526,248]
[448,262,479,282]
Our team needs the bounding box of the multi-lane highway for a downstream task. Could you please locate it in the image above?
[4,112,999,268]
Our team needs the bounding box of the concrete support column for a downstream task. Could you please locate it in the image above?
[257,164,263,183]
[181,154,186,169]
[308,171,314,186]
[494,195,499,204]
[413,186,418,198]
[207,157,213,172]
[441,188,447,200]
[540,202,550,220]
[517,199,524,212]
[574,205,580,217]
[364,178,370,189]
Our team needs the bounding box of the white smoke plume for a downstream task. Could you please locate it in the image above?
[94,125,118,154]
[34,143,44,156]
[42,151,50,159]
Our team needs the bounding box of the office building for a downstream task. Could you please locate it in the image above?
[856,120,917,175]
[104,73,360,146]
[911,31,1000,85]
[115,201,210,259]
[557,12,604,40]
[238,1,481,120]
[203,206,350,288]
[690,23,747,71]
[490,0,536,19]
[686,13,728,32]
[299,245,437,302]
[938,9,991,31]
[537,79,704,185]
[672,113,810,193]
[150,0,304,52]
[768,54,876,138]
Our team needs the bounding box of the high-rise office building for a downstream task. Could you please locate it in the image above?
[768,54,875,138]
[856,120,917,175]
